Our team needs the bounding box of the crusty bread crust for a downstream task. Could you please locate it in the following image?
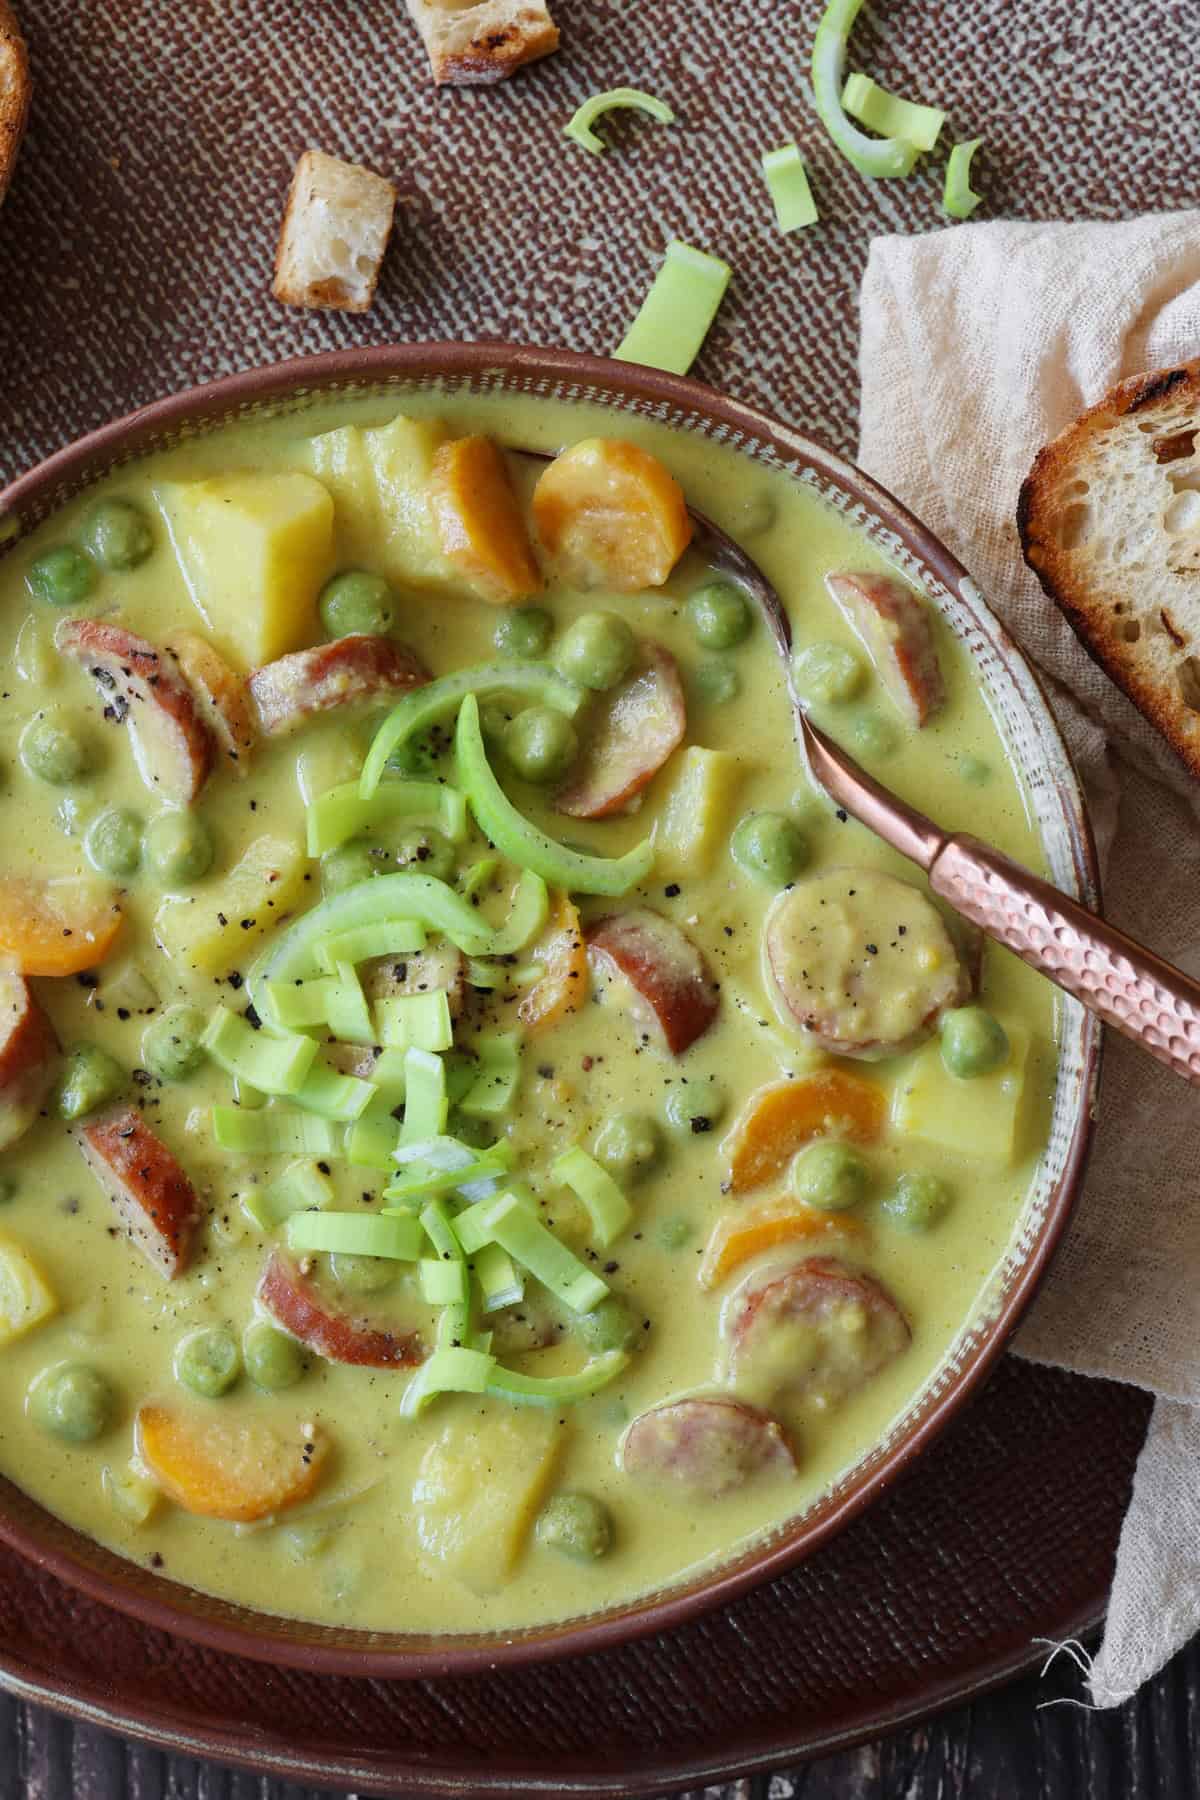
[404,0,559,86]
[1018,359,1200,777]
[0,0,30,206]
[273,149,397,314]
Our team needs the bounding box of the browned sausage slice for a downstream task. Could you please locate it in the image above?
[586,908,719,1055]
[74,1106,203,1279]
[0,972,59,1151]
[556,642,686,819]
[621,1396,797,1496]
[249,635,428,737]
[166,630,257,776]
[826,572,945,726]
[764,867,968,1058]
[258,1248,424,1368]
[724,1256,910,1410]
[56,619,216,804]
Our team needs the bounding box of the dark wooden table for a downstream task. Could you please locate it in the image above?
[5,1628,1200,1797]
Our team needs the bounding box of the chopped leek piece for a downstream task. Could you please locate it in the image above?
[367,1046,409,1101]
[552,1146,633,1248]
[374,990,453,1054]
[420,1257,469,1306]
[290,1060,376,1122]
[457,1188,608,1313]
[487,869,549,954]
[315,918,426,973]
[563,86,675,156]
[761,143,820,233]
[443,1050,477,1105]
[263,964,373,1045]
[384,1139,514,1204]
[456,695,653,897]
[212,1105,337,1156]
[241,1159,335,1231]
[361,664,586,800]
[488,1349,628,1407]
[306,778,467,857]
[261,979,329,1032]
[201,1007,318,1097]
[615,239,731,377]
[841,72,944,153]
[419,1197,462,1264]
[325,963,375,1045]
[460,856,499,901]
[398,1047,448,1146]
[811,0,919,179]
[466,959,507,992]
[943,137,983,219]
[285,1210,423,1260]
[458,1033,521,1119]
[345,1094,402,1169]
[400,1345,494,1419]
[473,1242,524,1312]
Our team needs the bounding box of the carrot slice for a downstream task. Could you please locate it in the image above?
[430,436,542,604]
[723,1069,886,1194]
[532,439,692,592]
[135,1404,330,1522]
[518,892,589,1033]
[0,876,122,977]
[699,1200,866,1289]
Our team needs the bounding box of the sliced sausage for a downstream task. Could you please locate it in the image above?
[74,1105,202,1279]
[586,908,719,1055]
[826,572,945,727]
[257,1248,424,1368]
[249,635,428,737]
[360,941,467,1020]
[724,1256,910,1411]
[56,619,216,804]
[556,642,686,819]
[621,1396,797,1497]
[0,972,59,1151]
[764,867,968,1058]
[165,630,257,776]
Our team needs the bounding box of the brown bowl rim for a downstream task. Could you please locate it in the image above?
[0,339,1102,1681]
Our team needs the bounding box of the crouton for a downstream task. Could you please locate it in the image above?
[0,0,30,206]
[272,149,397,314]
[405,0,559,87]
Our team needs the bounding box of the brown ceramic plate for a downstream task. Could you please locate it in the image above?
[0,343,1101,1689]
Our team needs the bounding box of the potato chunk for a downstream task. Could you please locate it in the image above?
[159,472,335,669]
[891,1022,1030,1164]
[0,1234,57,1346]
[653,746,748,877]
[532,438,692,591]
[307,414,458,590]
[412,1403,563,1592]
[154,834,307,977]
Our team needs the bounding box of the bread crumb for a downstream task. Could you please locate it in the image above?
[272,149,396,315]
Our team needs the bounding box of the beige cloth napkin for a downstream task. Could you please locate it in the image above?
[857,211,1200,1708]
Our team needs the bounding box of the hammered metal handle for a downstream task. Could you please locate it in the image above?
[931,835,1200,1087]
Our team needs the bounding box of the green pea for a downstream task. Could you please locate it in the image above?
[692,660,740,706]
[494,606,553,661]
[883,1172,952,1232]
[577,1294,643,1355]
[960,754,992,786]
[685,581,751,650]
[792,1141,870,1212]
[27,546,97,607]
[28,1362,113,1443]
[664,1075,729,1136]
[390,826,455,883]
[594,1112,662,1183]
[80,500,153,572]
[321,842,378,895]
[175,1327,240,1398]
[851,710,899,759]
[319,571,395,638]
[555,611,636,691]
[243,1319,305,1390]
[792,641,865,707]
[731,811,809,889]
[84,806,142,878]
[503,706,578,784]
[536,1492,613,1561]
[655,1215,694,1250]
[20,715,93,786]
[141,1004,206,1083]
[940,1006,1009,1079]
[56,1044,124,1121]
[145,811,214,888]
[329,1252,396,1295]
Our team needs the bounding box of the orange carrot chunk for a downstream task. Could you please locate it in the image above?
[518,892,589,1033]
[723,1069,886,1194]
[699,1199,867,1289]
[532,438,692,592]
[0,876,122,977]
[135,1404,330,1522]
[431,436,542,604]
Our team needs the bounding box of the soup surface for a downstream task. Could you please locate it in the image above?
[0,388,1056,1633]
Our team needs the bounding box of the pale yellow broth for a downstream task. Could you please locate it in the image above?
[0,387,1057,1633]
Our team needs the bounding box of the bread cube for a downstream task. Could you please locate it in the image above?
[155,834,308,977]
[273,149,397,314]
[159,471,334,670]
[891,1023,1030,1165]
[405,0,559,87]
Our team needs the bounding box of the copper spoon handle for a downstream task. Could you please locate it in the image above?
[931,835,1200,1085]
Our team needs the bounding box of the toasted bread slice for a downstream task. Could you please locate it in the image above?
[1019,360,1200,776]
[405,0,559,86]
[0,0,30,205]
[273,149,397,314]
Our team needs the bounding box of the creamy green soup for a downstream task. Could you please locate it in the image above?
[0,389,1056,1634]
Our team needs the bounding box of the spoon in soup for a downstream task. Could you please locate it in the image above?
[685,505,1200,1089]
